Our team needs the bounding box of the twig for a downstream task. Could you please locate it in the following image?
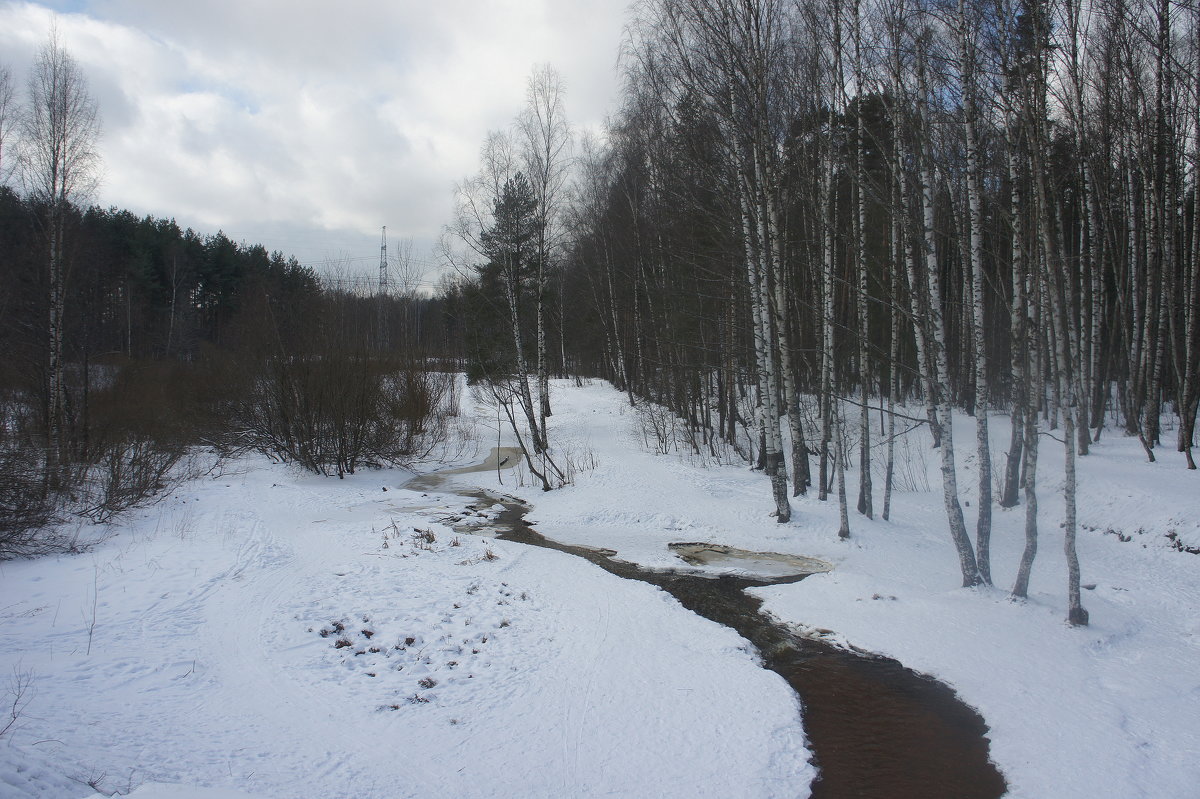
[86,564,99,656]
[1,667,35,739]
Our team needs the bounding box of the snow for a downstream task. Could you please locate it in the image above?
[0,391,809,798]
[450,380,1200,799]
[117,787,265,799]
[2,376,1197,797]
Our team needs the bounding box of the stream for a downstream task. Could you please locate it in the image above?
[407,451,1007,798]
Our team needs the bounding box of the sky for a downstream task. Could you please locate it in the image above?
[0,0,628,287]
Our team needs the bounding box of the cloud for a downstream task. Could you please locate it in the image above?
[0,0,627,272]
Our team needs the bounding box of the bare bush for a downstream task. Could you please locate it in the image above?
[72,359,205,522]
[0,395,60,558]
[555,442,598,487]
[221,351,459,477]
[0,448,56,557]
[634,391,749,467]
[79,438,193,522]
[1,357,209,557]
[206,279,462,477]
[890,435,931,493]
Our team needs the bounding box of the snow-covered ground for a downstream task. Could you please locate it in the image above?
[2,377,1197,797]
[0,388,809,798]
[480,380,1199,799]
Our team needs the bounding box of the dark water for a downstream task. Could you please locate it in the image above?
[424,478,1007,799]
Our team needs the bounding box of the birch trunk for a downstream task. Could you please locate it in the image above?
[883,143,901,522]
[536,273,549,447]
[740,165,790,522]
[1001,107,1027,509]
[1011,400,1040,598]
[47,206,65,467]
[853,0,873,519]
[763,154,810,495]
[503,275,544,455]
[918,48,980,587]
[959,0,992,583]
[819,148,835,501]
[837,409,851,539]
[1032,37,1088,621]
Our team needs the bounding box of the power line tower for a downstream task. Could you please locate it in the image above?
[377,225,389,349]
[379,225,389,294]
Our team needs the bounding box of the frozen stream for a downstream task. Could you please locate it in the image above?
[407,450,1006,798]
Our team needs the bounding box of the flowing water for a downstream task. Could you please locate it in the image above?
[406,451,1007,798]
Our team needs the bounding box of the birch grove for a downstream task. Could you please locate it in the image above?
[440,0,1200,624]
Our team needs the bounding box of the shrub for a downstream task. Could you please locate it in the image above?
[218,349,458,477]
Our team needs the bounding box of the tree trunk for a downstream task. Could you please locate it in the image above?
[918,47,980,587]
[960,0,992,583]
[853,0,873,519]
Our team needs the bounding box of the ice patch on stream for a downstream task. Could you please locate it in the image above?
[668,543,834,581]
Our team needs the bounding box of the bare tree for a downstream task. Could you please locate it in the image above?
[517,64,573,446]
[0,63,17,184]
[18,24,101,466]
[915,28,982,588]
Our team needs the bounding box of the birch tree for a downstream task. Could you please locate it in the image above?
[18,26,101,467]
[445,132,546,457]
[654,0,794,520]
[915,30,982,587]
[957,0,993,583]
[518,65,573,445]
[545,0,1200,609]
[851,0,874,519]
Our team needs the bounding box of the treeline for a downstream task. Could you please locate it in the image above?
[1,184,458,368]
[1,179,463,556]
[527,0,1199,622]
[0,187,322,363]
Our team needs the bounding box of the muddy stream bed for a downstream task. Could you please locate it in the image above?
[407,450,1006,798]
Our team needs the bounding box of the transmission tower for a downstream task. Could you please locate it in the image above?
[378,225,389,349]
[379,225,389,294]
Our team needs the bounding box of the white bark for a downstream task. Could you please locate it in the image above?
[959,0,992,584]
[836,408,851,539]
[917,45,980,587]
[1011,399,1039,598]
[768,176,810,496]
[739,163,790,522]
[853,0,873,519]
[1030,21,1087,621]
[1001,92,1026,509]
[819,142,835,501]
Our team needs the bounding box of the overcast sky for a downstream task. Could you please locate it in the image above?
[0,0,628,286]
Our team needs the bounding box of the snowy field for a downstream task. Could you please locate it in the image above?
[1,377,1197,798]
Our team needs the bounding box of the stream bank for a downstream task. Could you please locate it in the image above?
[408,452,1006,798]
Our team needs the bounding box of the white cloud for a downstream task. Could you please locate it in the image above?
[0,0,627,274]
